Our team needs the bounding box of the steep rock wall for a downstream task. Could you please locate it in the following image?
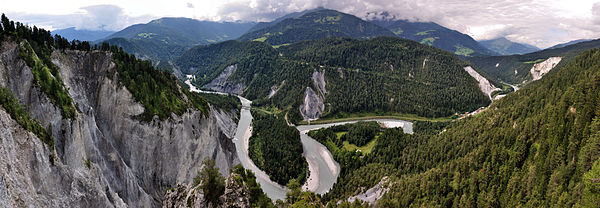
[530,57,562,81]
[0,41,239,207]
[463,66,500,100]
[203,65,245,95]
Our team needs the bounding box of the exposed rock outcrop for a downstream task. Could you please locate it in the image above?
[463,66,501,100]
[0,41,240,207]
[530,57,562,81]
[268,80,285,99]
[299,87,324,121]
[204,65,245,95]
[312,69,327,95]
[162,172,250,208]
[346,176,392,207]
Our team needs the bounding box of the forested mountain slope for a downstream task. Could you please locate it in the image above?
[178,37,491,123]
[101,17,255,62]
[467,38,600,84]
[238,9,395,46]
[371,18,497,56]
[320,48,600,207]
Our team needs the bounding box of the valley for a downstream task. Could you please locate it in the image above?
[2,3,600,207]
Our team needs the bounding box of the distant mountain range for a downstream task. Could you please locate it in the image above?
[547,39,593,49]
[101,17,256,62]
[238,9,396,46]
[478,37,540,55]
[370,17,497,56]
[52,27,114,42]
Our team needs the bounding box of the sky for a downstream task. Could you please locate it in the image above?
[3,0,600,48]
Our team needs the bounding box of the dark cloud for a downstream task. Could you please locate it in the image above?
[7,5,154,31]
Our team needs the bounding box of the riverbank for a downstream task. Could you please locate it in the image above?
[299,113,452,125]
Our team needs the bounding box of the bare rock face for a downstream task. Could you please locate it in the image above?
[162,172,250,208]
[530,57,562,81]
[312,69,327,95]
[299,87,324,121]
[463,66,500,100]
[346,176,392,207]
[298,69,328,121]
[204,65,245,95]
[0,41,240,207]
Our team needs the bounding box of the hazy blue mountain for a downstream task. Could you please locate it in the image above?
[547,39,593,49]
[479,37,540,55]
[370,16,497,56]
[238,9,396,46]
[52,27,114,41]
[101,17,256,62]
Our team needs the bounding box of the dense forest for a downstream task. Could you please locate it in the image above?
[248,110,308,185]
[178,37,492,123]
[303,48,600,207]
[237,9,395,46]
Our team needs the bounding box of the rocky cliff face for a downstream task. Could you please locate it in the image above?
[463,66,500,100]
[0,41,240,207]
[204,65,245,95]
[162,172,250,208]
[530,57,562,81]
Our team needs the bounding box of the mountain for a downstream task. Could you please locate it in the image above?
[52,27,114,41]
[237,9,396,46]
[370,18,497,56]
[102,17,255,62]
[316,47,600,207]
[479,37,540,55]
[548,38,593,49]
[246,7,327,33]
[178,37,492,123]
[0,17,244,207]
[467,38,600,84]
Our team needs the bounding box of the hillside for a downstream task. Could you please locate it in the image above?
[371,18,497,56]
[178,37,491,123]
[246,7,326,33]
[374,48,600,207]
[479,37,540,55]
[102,17,255,62]
[467,39,600,84]
[0,15,243,207]
[238,9,396,46]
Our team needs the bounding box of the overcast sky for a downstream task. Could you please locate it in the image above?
[3,0,600,48]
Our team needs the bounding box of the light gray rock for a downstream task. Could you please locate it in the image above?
[204,65,245,95]
[299,87,324,121]
[0,41,240,207]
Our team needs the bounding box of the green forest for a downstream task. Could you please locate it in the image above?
[178,37,491,123]
[248,110,308,185]
[237,9,395,46]
[300,49,600,207]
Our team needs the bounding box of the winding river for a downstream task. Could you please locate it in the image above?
[186,76,413,201]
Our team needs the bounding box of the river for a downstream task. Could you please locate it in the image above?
[185,75,413,200]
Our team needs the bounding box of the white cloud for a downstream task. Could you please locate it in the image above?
[3,0,600,48]
[6,5,154,31]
